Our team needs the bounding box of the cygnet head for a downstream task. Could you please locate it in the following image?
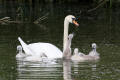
[68,33,74,40]
[17,45,22,52]
[73,48,79,55]
[92,43,97,49]
[65,15,79,26]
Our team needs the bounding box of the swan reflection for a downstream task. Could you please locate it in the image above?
[16,59,62,80]
[63,60,73,80]
[16,57,99,80]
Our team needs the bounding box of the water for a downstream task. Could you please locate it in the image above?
[0,2,120,80]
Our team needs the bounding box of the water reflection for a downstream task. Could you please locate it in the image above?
[16,59,101,80]
[16,60,62,80]
[3,44,120,80]
[0,1,120,80]
[63,60,72,80]
[63,60,100,80]
[16,59,74,80]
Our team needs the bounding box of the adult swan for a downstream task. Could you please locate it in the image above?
[17,15,79,59]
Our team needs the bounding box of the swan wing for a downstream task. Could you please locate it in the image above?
[28,43,63,58]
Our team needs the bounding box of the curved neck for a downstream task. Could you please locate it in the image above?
[19,50,22,54]
[63,19,69,52]
[93,48,96,52]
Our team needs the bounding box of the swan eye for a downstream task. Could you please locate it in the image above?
[72,18,79,26]
[72,18,76,21]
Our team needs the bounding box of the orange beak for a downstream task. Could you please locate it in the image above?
[73,20,79,27]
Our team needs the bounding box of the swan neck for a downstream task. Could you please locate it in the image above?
[93,48,96,52]
[19,50,22,53]
[63,19,69,52]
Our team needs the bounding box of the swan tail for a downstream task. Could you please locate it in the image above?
[18,37,33,56]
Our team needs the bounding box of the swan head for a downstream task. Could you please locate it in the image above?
[65,15,79,26]
[92,43,97,49]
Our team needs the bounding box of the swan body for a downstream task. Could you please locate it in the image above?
[17,15,79,60]
[23,55,43,62]
[28,43,62,58]
[18,37,62,59]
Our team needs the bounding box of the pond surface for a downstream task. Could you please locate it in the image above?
[0,2,120,80]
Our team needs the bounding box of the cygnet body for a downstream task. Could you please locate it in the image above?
[16,45,26,58]
[88,43,100,60]
[71,48,85,61]
[71,43,100,61]
[63,33,73,60]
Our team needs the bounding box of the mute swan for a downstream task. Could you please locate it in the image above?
[17,15,79,59]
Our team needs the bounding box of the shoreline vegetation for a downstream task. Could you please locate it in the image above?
[0,0,119,25]
[0,0,118,5]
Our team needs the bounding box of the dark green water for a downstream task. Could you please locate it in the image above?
[0,2,120,80]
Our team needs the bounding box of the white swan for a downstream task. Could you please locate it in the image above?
[17,15,79,59]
